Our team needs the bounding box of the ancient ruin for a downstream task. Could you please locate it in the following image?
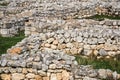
[0,0,120,80]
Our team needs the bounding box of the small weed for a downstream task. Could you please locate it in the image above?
[75,55,120,73]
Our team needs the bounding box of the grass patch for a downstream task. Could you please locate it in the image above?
[85,14,120,21]
[76,55,120,73]
[0,31,25,54]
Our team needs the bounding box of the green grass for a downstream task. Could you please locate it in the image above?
[76,55,120,73]
[85,14,120,21]
[0,31,25,54]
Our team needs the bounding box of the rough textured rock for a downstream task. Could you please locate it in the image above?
[12,73,25,80]
[0,0,120,80]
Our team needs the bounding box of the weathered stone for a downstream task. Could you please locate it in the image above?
[32,62,42,69]
[93,50,98,56]
[51,44,57,49]
[98,49,107,56]
[70,48,78,55]
[47,38,54,44]
[108,52,116,57]
[66,43,74,48]
[1,59,7,67]
[8,47,22,54]
[38,70,47,76]
[53,40,59,45]
[35,75,42,80]
[1,74,11,80]
[50,74,57,80]
[22,68,27,74]
[12,73,25,80]
[34,56,41,62]
[84,45,90,49]
[98,69,107,79]
[43,77,49,80]
[62,70,70,80]
[42,64,48,71]
[49,64,57,69]
[26,73,35,79]
[58,44,66,49]
[57,73,62,80]
[76,36,83,42]
[44,43,51,48]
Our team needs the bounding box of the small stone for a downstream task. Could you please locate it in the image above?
[51,74,57,80]
[17,68,22,73]
[87,38,98,45]
[53,40,59,45]
[58,44,66,49]
[32,62,42,69]
[35,75,42,80]
[57,73,62,80]
[1,74,11,80]
[64,32,70,38]
[108,52,116,57]
[8,47,22,54]
[42,64,48,71]
[98,49,107,56]
[12,73,25,80]
[93,50,98,56]
[38,70,47,76]
[76,36,83,42]
[47,38,54,43]
[26,73,35,79]
[66,43,74,48]
[43,77,49,80]
[51,44,57,49]
[113,71,118,80]
[1,59,7,67]
[44,43,51,48]
[64,49,70,54]
[78,48,83,54]
[34,56,41,62]
[70,48,78,55]
[96,44,104,50]
[83,49,92,56]
[73,42,80,48]
[98,69,107,79]
[90,45,96,49]
[49,64,57,69]
[22,68,27,74]
[98,38,105,44]
[62,70,70,80]
[84,45,90,49]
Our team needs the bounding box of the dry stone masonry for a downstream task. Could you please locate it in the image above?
[0,0,120,36]
[0,39,120,80]
[0,0,120,80]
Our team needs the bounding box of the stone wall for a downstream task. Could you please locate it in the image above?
[25,18,120,36]
[0,46,120,80]
[0,0,120,37]
[0,0,120,80]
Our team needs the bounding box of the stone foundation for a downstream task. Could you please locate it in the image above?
[0,50,120,80]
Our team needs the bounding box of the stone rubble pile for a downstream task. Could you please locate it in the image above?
[0,48,120,80]
[0,0,120,80]
[0,0,120,37]
[8,27,120,58]
[25,18,120,36]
